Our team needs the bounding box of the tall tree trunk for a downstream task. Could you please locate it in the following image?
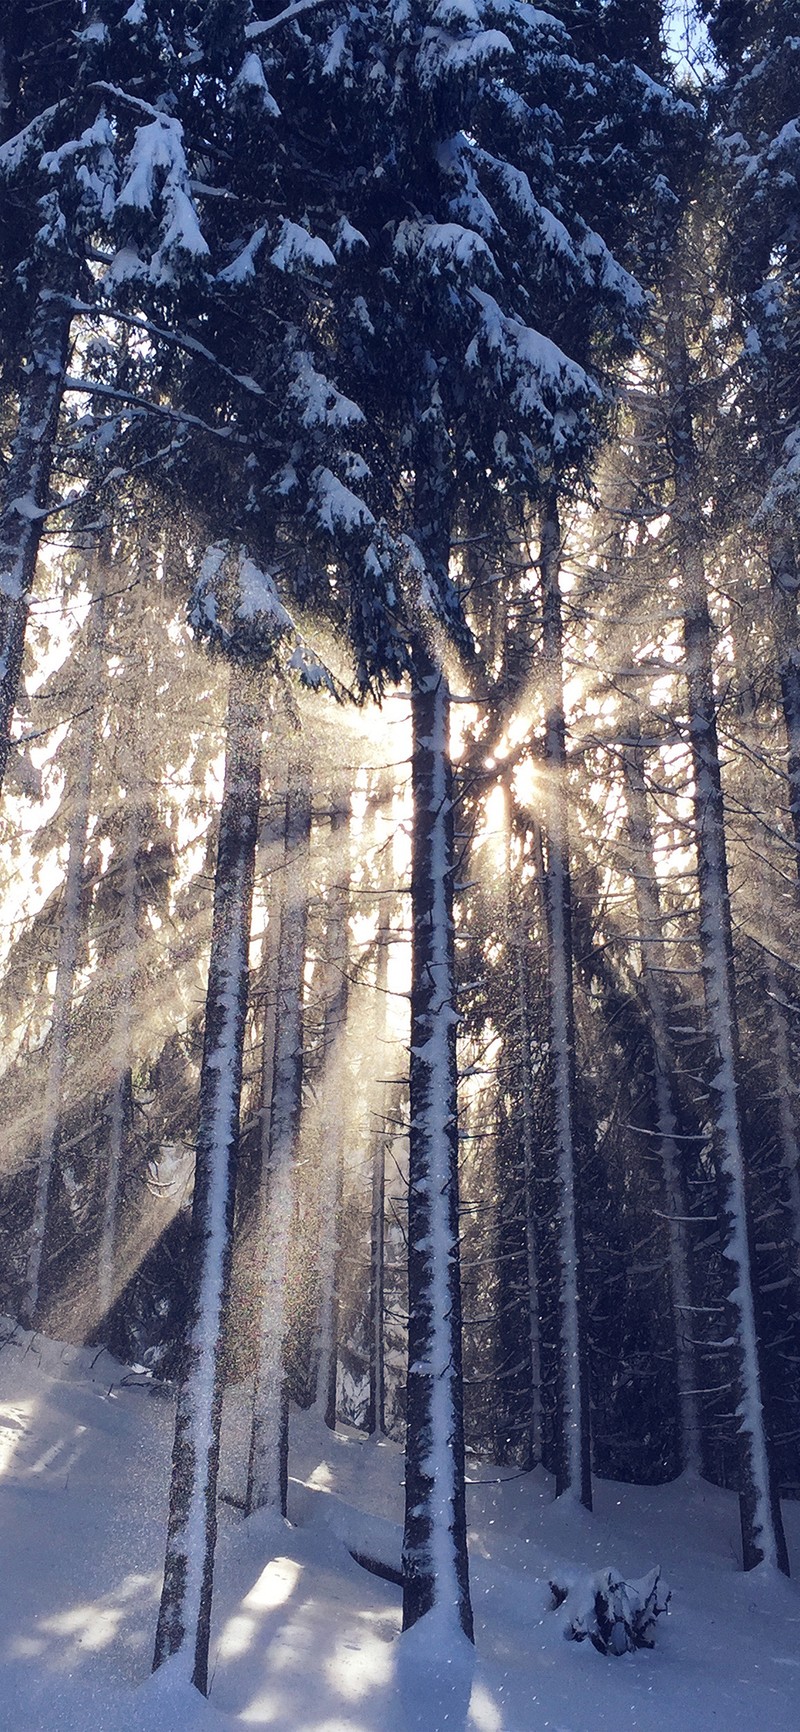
[514,922,543,1469]
[314,790,351,1428]
[246,754,311,1516]
[665,266,790,1574]
[768,532,800,888]
[366,900,391,1438]
[402,635,473,1640]
[22,586,105,1326]
[153,664,263,1692]
[98,796,140,1324]
[0,292,72,795]
[539,495,592,1510]
[622,733,701,1476]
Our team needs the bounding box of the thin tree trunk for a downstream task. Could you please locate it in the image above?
[539,495,592,1510]
[153,664,263,1692]
[22,587,105,1326]
[622,734,702,1476]
[246,754,311,1517]
[402,635,473,1640]
[665,264,790,1574]
[98,800,140,1323]
[514,929,543,1469]
[768,534,800,884]
[314,791,350,1427]
[0,291,72,794]
[366,900,391,1438]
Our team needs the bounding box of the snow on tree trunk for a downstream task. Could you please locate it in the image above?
[402,634,473,1641]
[666,268,790,1575]
[246,754,311,1517]
[153,664,263,1693]
[313,789,350,1428]
[98,799,140,1323]
[539,496,592,1511]
[515,932,543,1468]
[0,291,72,795]
[22,585,105,1327]
[366,900,391,1439]
[622,733,702,1477]
[768,533,800,888]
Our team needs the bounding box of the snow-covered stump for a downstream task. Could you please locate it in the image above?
[402,640,473,1642]
[22,586,105,1328]
[551,1565,671,1655]
[0,290,72,794]
[153,666,263,1694]
[539,499,593,1512]
[246,754,311,1517]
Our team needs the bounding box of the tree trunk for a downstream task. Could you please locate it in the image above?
[22,587,105,1326]
[665,265,790,1574]
[314,791,351,1428]
[366,900,391,1438]
[622,733,702,1476]
[515,927,543,1469]
[246,753,311,1517]
[539,495,592,1510]
[153,664,263,1692]
[0,291,72,795]
[402,635,473,1640]
[98,799,140,1324]
[768,534,800,884]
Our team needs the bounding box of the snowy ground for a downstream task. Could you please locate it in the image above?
[2,1324,800,1731]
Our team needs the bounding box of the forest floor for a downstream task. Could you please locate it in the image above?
[1,1323,800,1731]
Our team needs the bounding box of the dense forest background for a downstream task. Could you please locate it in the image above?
[1,0,799,1691]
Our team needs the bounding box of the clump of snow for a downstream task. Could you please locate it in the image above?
[270,220,336,274]
[232,52,281,118]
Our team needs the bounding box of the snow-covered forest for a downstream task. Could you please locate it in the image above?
[1,3,799,1728]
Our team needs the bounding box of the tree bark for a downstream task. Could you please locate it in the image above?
[539,495,593,1511]
[514,926,543,1469]
[314,791,351,1428]
[98,795,140,1324]
[246,753,311,1517]
[622,733,702,1476]
[402,635,473,1640]
[22,585,105,1326]
[665,264,790,1574]
[768,532,800,887]
[0,290,72,795]
[366,900,391,1438]
[153,663,263,1692]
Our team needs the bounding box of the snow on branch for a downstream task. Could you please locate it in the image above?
[465,287,600,437]
[0,104,60,176]
[189,542,342,697]
[111,114,209,285]
[270,220,336,274]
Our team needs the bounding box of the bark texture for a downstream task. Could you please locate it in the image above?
[539,497,592,1510]
[402,637,473,1640]
[153,665,263,1691]
[665,265,789,1575]
[0,291,72,794]
[246,754,311,1517]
